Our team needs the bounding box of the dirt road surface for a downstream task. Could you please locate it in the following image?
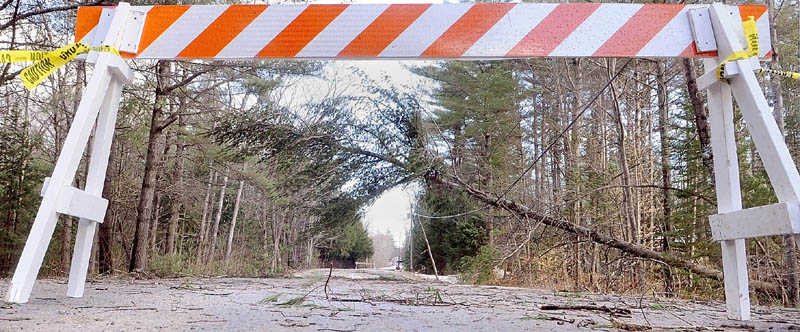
[1,268,799,331]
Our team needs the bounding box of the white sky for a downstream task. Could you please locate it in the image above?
[362,183,419,247]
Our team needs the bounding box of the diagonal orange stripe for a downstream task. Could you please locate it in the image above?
[178,5,267,58]
[507,3,600,57]
[75,6,104,43]
[137,5,191,55]
[422,3,514,57]
[680,42,699,57]
[681,42,719,57]
[338,4,429,57]
[739,4,766,21]
[257,4,347,58]
[594,4,683,57]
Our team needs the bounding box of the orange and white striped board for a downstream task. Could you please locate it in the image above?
[75,3,771,60]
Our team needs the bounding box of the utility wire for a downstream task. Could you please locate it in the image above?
[412,206,488,219]
[494,58,635,204]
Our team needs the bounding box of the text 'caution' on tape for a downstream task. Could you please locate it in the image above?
[0,42,118,90]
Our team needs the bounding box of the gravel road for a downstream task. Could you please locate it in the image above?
[1,269,799,331]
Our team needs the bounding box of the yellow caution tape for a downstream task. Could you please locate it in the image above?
[0,50,50,63]
[742,16,759,58]
[716,16,800,81]
[717,16,759,82]
[0,42,119,90]
[757,68,800,80]
[717,50,750,81]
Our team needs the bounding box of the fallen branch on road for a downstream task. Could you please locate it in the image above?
[540,304,632,317]
[429,173,781,295]
[324,264,333,300]
[610,319,650,331]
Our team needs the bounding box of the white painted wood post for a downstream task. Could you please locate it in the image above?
[65,2,133,298]
[707,5,800,204]
[67,69,124,298]
[5,3,132,304]
[702,3,800,320]
[703,56,750,320]
[5,55,115,303]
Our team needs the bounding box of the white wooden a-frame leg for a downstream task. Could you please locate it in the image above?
[703,56,750,320]
[67,68,125,298]
[5,2,132,303]
[5,53,117,304]
[702,3,800,320]
[706,6,800,204]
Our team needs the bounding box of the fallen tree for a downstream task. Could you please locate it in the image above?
[428,173,781,295]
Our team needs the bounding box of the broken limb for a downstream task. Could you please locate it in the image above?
[539,304,632,317]
[428,173,780,295]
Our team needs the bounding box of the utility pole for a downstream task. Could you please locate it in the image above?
[408,213,413,272]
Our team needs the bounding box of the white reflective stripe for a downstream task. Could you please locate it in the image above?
[81,5,155,45]
[637,5,696,57]
[122,6,152,53]
[80,27,96,44]
[379,4,471,57]
[464,3,557,57]
[298,4,388,58]
[549,4,642,57]
[138,5,227,58]
[216,5,306,58]
[755,14,770,57]
[130,6,153,17]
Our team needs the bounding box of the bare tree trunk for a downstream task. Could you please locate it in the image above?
[261,204,270,252]
[681,59,715,181]
[306,235,314,268]
[285,209,296,269]
[224,179,245,265]
[130,60,170,273]
[148,189,162,254]
[98,161,115,275]
[657,60,674,296]
[148,133,170,254]
[483,133,494,246]
[97,133,118,275]
[196,169,216,264]
[565,59,584,288]
[608,60,638,245]
[207,175,228,263]
[59,62,86,274]
[608,60,641,288]
[60,220,73,274]
[166,119,185,255]
[408,217,413,271]
[271,208,284,272]
[767,0,799,306]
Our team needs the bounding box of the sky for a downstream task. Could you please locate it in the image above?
[362,184,419,247]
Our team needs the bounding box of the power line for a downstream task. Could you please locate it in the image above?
[494,58,635,204]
